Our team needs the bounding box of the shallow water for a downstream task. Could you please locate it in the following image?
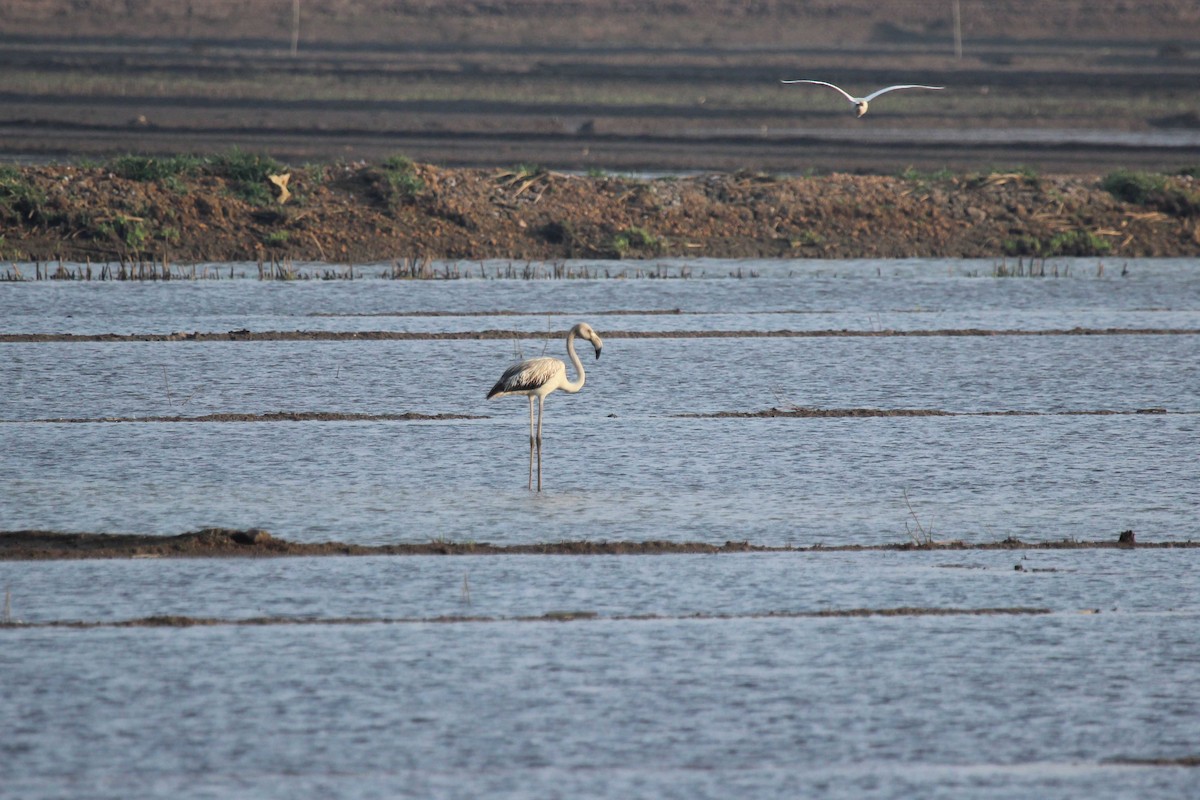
[4,414,1198,544]
[3,260,1199,545]
[2,257,1199,335]
[3,257,1200,798]
[8,613,1199,799]
[3,551,1200,800]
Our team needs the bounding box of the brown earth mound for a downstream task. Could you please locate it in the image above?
[3,162,1199,264]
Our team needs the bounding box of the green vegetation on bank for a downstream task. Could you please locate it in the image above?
[108,150,286,203]
[377,154,425,206]
[1101,169,1200,216]
[1002,230,1112,258]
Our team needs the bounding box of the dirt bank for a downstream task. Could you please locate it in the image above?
[1,528,1189,561]
[2,161,1198,263]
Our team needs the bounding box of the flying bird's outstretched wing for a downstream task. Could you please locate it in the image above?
[780,79,858,104]
[861,84,944,102]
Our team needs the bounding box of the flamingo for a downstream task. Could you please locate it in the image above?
[780,79,944,118]
[487,322,603,491]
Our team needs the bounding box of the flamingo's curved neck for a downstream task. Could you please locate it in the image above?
[562,328,586,393]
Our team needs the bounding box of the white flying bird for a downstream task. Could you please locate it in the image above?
[781,80,944,118]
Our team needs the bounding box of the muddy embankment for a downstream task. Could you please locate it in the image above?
[2,162,1199,265]
[0,527,1189,561]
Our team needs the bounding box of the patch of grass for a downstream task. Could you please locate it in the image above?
[610,225,661,257]
[968,165,1041,188]
[1102,169,1200,216]
[301,163,328,186]
[902,488,935,547]
[791,230,824,248]
[1001,235,1043,257]
[382,154,414,172]
[511,163,543,180]
[228,181,274,205]
[208,149,285,205]
[264,230,290,246]
[1047,229,1112,256]
[108,154,203,182]
[1011,165,1041,184]
[97,214,150,251]
[899,165,955,182]
[0,169,49,223]
[1101,169,1166,205]
[1004,229,1111,257]
[380,154,425,203]
[210,149,283,184]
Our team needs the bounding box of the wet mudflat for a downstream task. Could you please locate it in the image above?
[2,256,1199,798]
[0,527,1181,561]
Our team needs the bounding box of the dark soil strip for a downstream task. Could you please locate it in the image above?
[3,328,1199,343]
[679,407,1181,418]
[309,309,690,318]
[26,411,487,424]
[305,309,981,318]
[18,407,1187,424]
[1,528,1192,561]
[1105,756,1200,768]
[0,607,1053,630]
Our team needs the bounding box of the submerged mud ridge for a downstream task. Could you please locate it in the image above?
[1105,756,1200,768]
[4,327,1200,344]
[19,407,1186,425]
[32,411,486,424]
[2,607,1053,630]
[681,407,1180,419]
[1,528,1193,561]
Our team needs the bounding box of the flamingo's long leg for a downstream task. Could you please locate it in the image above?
[528,396,536,490]
[536,395,545,492]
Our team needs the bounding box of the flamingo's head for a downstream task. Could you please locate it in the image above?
[575,322,603,359]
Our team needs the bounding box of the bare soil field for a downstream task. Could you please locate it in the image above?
[1,0,1198,174]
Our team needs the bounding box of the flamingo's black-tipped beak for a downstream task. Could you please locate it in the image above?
[594,346,602,360]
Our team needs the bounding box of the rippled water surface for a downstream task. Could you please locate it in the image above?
[3,257,1200,335]
[3,258,1199,798]
[4,257,1198,545]
[3,551,1200,800]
